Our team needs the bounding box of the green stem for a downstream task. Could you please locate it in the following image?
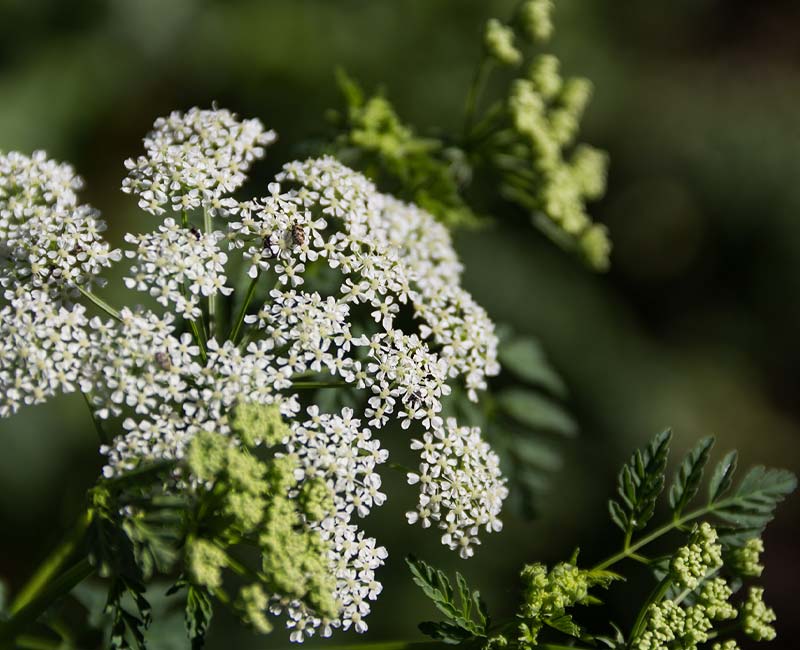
[290,381,348,390]
[100,459,175,489]
[0,559,95,647]
[80,391,108,445]
[229,272,261,343]
[187,316,208,363]
[14,636,62,650]
[8,510,92,616]
[77,287,121,321]
[628,576,672,644]
[203,207,218,336]
[464,57,492,137]
[592,502,721,571]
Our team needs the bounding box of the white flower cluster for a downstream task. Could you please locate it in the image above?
[124,218,231,319]
[407,418,508,558]
[1,107,506,640]
[277,407,388,641]
[0,150,120,295]
[122,107,276,215]
[0,151,120,417]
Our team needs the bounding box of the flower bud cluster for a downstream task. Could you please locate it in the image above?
[670,522,723,590]
[484,19,522,66]
[742,587,776,642]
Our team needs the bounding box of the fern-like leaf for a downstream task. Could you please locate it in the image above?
[608,430,672,536]
[669,436,714,517]
[406,556,489,642]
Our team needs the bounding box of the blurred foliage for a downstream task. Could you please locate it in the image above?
[1,0,800,648]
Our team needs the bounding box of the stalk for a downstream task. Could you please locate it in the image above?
[592,502,721,571]
[229,272,261,343]
[0,560,95,647]
[463,57,492,137]
[77,287,121,321]
[203,207,217,336]
[8,510,92,616]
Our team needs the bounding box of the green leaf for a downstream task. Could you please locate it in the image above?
[711,466,797,544]
[407,556,489,641]
[186,585,213,650]
[609,430,672,535]
[669,436,714,516]
[497,388,577,437]
[546,614,582,637]
[418,621,475,644]
[498,338,567,397]
[708,450,738,504]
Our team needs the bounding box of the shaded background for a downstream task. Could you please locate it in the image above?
[1,0,798,647]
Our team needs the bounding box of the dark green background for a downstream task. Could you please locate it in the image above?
[1,1,798,648]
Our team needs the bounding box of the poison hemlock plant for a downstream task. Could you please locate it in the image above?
[410,431,796,650]
[0,2,794,650]
[328,0,611,270]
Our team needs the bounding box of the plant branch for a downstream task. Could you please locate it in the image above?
[77,287,121,321]
[229,272,261,343]
[8,510,92,616]
[0,559,95,648]
[204,207,218,336]
[592,500,728,571]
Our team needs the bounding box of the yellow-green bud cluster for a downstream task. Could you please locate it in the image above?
[670,523,723,590]
[231,401,291,448]
[635,599,718,650]
[712,642,739,650]
[184,428,342,630]
[518,0,554,43]
[729,538,764,577]
[516,562,594,647]
[238,583,273,634]
[259,455,339,619]
[507,61,610,270]
[187,539,228,589]
[484,19,522,66]
[742,587,777,642]
[697,578,736,621]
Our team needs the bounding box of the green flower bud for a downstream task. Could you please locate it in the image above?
[225,445,268,495]
[529,55,562,101]
[697,577,736,621]
[298,477,335,522]
[742,586,776,642]
[187,429,228,482]
[232,401,290,448]
[238,583,272,634]
[188,539,228,589]
[579,224,611,272]
[712,641,739,650]
[484,19,522,66]
[729,537,764,577]
[518,0,554,43]
[671,523,723,590]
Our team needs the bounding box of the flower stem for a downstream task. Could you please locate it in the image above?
[203,207,217,336]
[229,272,261,344]
[0,559,95,647]
[8,510,92,616]
[187,316,208,363]
[290,381,349,390]
[628,576,672,644]
[592,501,722,571]
[80,391,108,445]
[77,286,121,321]
[463,57,492,138]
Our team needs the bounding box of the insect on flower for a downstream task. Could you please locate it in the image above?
[154,351,172,370]
[291,223,305,248]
